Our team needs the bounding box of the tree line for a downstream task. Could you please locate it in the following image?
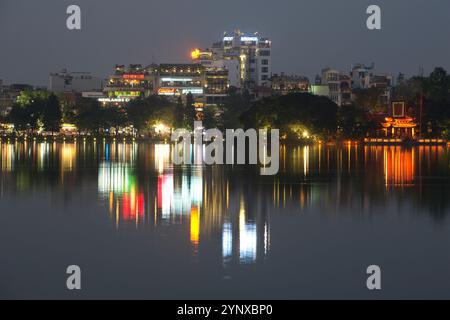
[3,67,450,140]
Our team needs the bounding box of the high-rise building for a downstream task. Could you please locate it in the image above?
[202,30,272,90]
[190,50,230,105]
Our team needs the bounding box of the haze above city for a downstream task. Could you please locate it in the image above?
[1,0,450,86]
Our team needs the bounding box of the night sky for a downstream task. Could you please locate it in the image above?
[1,0,449,86]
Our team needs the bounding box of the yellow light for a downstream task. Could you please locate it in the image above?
[190,206,200,246]
[154,122,169,134]
[191,48,201,60]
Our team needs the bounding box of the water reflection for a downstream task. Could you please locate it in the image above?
[1,142,450,265]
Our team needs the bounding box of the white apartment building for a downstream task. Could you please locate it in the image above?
[208,30,272,90]
[49,69,104,93]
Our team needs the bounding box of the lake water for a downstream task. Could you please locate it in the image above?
[1,141,450,299]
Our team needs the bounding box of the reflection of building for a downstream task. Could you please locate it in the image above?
[381,101,417,139]
[95,143,271,264]
[222,195,270,266]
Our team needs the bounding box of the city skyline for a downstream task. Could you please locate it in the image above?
[1,0,450,85]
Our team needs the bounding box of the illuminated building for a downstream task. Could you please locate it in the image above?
[103,64,155,104]
[204,29,272,90]
[189,50,230,105]
[155,64,205,97]
[381,101,417,139]
[49,69,104,93]
[271,73,309,95]
[60,123,77,135]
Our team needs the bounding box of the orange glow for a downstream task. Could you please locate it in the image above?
[191,48,201,60]
[383,147,415,186]
[157,88,177,95]
[383,117,417,128]
[190,206,200,246]
[123,74,145,80]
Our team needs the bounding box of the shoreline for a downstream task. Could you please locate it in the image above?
[0,134,448,146]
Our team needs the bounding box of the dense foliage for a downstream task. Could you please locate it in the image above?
[4,67,450,140]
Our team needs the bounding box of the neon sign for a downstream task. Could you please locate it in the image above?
[158,88,177,95]
[123,74,145,80]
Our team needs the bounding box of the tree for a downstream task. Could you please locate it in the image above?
[7,104,30,131]
[418,68,450,136]
[220,91,252,130]
[241,93,338,140]
[42,94,62,132]
[338,104,374,138]
[353,87,386,112]
[184,93,196,130]
[104,107,128,134]
[203,105,219,129]
[74,99,105,133]
[15,90,50,107]
[8,99,45,132]
[174,96,184,128]
[126,95,173,131]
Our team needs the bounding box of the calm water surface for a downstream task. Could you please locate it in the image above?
[1,141,450,299]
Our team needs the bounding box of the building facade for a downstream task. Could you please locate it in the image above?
[103,64,155,104]
[49,69,104,93]
[271,73,309,95]
[198,30,272,91]
[314,68,352,106]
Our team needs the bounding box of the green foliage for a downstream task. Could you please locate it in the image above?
[15,90,50,107]
[42,94,62,132]
[74,98,105,133]
[241,93,338,140]
[127,95,174,130]
[203,105,220,129]
[7,98,46,131]
[353,87,386,112]
[415,68,450,137]
[337,104,375,138]
[174,97,184,128]
[220,92,252,129]
[183,93,196,130]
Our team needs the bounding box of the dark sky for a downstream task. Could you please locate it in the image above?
[1,0,450,86]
